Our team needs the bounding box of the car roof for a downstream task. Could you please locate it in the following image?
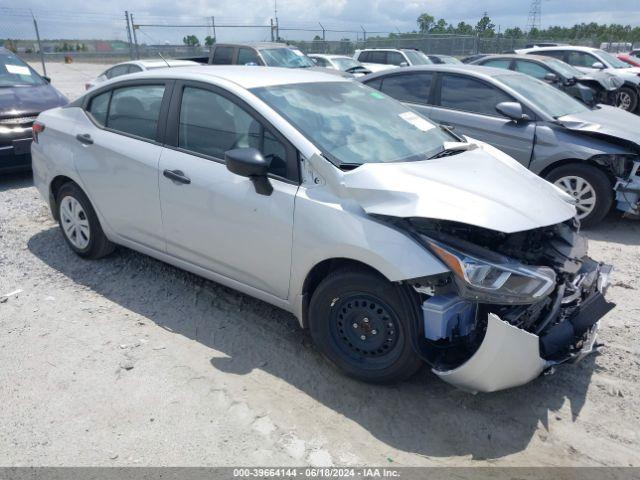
[109,59,198,69]
[362,64,515,81]
[215,42,293,50]
[522,45,598,53]
[476,54,557,63]
[308,54,351,59]
[107,65,349,89]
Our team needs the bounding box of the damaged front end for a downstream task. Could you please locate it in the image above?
[396,218,615,393]
[613,158,640,218]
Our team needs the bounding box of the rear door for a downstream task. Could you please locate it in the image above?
[429,73,535,164]
[74,81,171,251]
[157,81,298,299]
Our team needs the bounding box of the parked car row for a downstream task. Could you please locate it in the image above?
[31,66,614,393]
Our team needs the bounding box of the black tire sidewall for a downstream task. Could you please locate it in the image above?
[308,269,422,384]
[617,87,638,112]
[57,183,105,257]
[546,163,613,227]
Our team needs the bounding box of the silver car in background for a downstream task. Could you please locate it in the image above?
[85,59,199,91]
[31,67,612,393]
[361,65,640,226]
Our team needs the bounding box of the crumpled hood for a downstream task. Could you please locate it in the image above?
[310,142,576,234]
[558,104,640,152]
[0,84,67,117]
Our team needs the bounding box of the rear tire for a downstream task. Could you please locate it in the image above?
[57,182,115,259]
[614,86,638,112]
[545,163,613,228]
[308,267,422,384]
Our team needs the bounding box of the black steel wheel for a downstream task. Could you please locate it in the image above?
[308,267,422,383]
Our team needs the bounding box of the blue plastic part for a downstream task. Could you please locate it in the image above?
[422,294,476,341]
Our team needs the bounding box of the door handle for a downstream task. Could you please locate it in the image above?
[163,169,191,185]
[75,133,93,145]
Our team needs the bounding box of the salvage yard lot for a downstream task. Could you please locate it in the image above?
[0,62,639,467]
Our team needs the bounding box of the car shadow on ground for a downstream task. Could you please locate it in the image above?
[28,226,598,461]
[582,212,640,247]
[0,171,33,192]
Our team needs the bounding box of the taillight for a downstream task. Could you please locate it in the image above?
[32,121,45,143]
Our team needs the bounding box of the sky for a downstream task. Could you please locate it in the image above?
[2,0,640,43]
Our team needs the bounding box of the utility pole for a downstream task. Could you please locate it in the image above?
[270,18,275,42]
[526,0,542,34]
[211,16,216,42]
[125,11,134,60]
[30,11,46,76]
[361,25,367,45]
[130,12,140,59]
[319,22,326,41]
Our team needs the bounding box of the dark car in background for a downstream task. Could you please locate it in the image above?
[0,47,67,173]
[426,54,462,65]
[471,54,623,107]
[360,65,640,226]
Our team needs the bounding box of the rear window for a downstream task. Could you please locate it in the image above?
[380,73,433,104]
[0,51,45,87]
[88,91,110,125]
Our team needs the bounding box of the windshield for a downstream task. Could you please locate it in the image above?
[260,48,316,68]
[440,55,462,64]
[403,50,432,65]
[497,74,589,118]
[0,52,46,87]
[544,58,584,78]
[594,49,630,69]
[252,82,454,166]
[332,57,362,71]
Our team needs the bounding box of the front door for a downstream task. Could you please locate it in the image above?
[158,83,297,299]
[429,73,535,165]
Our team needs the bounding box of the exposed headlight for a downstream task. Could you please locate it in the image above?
[423,237,557,304]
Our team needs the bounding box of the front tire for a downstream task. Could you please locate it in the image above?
[57,182,115,259]
[545,163,613,228]
[308,268,422,384]
[614,86,638,112]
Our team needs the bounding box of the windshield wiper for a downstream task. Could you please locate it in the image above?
[427,141,477,160]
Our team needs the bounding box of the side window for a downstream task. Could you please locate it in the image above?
[567,51,598,68]
[127,64,143,74]
[237,48,260,65]
[514,60,551,79]
[312,57,329,67]
[369,51,387,64]
[363,77,382,90]
[105,65,130,79]
[439,74,512,116]
[533,50,565,60]
[387,51,405,66]
[380,73,433,104]
[212,47,234,65]
[88,91,110,126]
[482,59,512,70]
[178,87,287,177]
[358,51,371,62]
[107,85,165,141]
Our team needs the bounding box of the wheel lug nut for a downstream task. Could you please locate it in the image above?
[388,323,393,327]
[352,323,358,329]
[363,318,369,323]
[371,329,377,335]
[360,335,366,340]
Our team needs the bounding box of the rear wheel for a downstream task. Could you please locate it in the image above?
[546,163,613,228]
[308,268,422,384]
[57,182,115,259]
[614,86,638,112]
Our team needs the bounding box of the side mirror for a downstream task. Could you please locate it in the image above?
[42,76,51,83]
[399,61,409,67]
[543,72,558,83]
[591,61,605,70]
[225,147,273,196]
[495,101,530,122]
[311,58,319,64]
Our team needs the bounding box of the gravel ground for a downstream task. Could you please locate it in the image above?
[0,62,638,467]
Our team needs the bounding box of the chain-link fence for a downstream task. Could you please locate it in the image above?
[1,7,637,72]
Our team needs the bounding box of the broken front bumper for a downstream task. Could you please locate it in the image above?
[432,265,614,393]
[615,160,640,217]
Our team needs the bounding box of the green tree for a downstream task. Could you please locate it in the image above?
[504,27,524,38]
[455,22,474,35]
[182,35,200,46]
[430,19,449,34]
[475,12,495,37]
[417,13,435,34]
[204,35,215,46]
